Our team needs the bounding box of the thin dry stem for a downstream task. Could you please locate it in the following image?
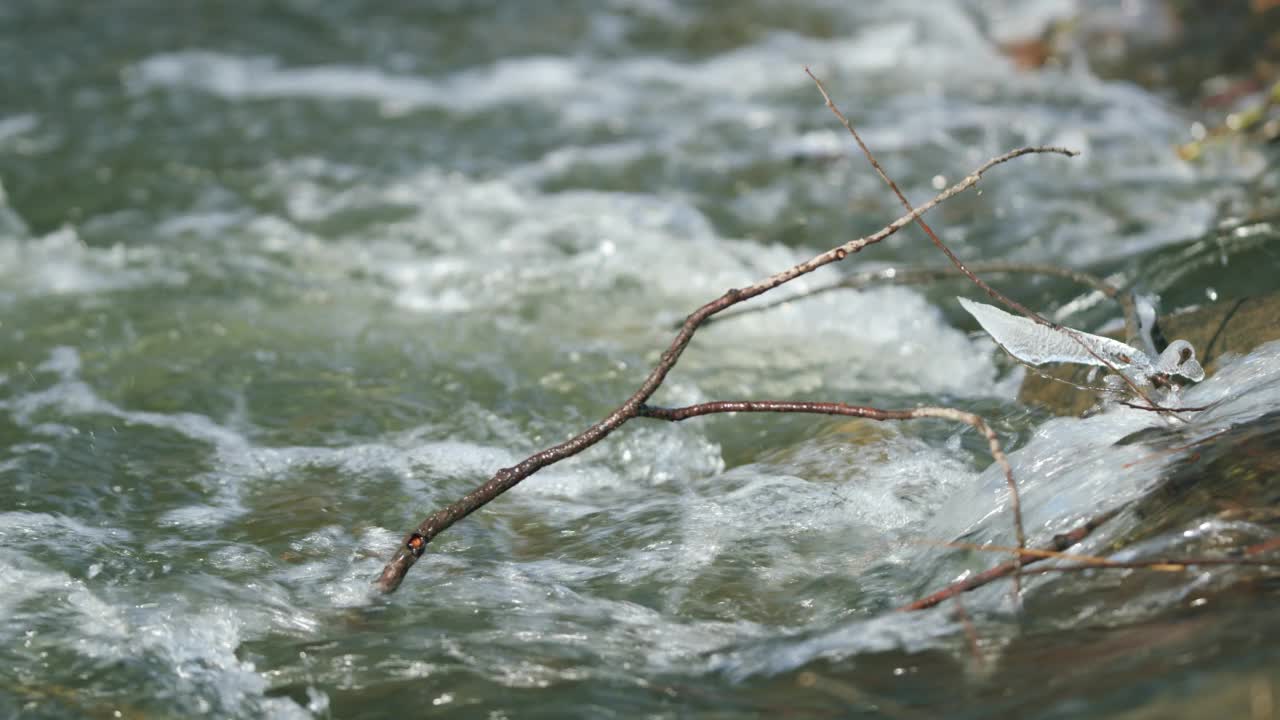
[638,401,1021,595]
[902,507,1277,611]
[706,260,1123,328]
[900,506,1125,611]
[927,539,1117,565]
[806,67,1029,590]
[807,67,1051,322]
[1021,557,1276,575]
[805,67,1163,414]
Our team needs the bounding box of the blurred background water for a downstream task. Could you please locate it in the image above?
[2,1,1279,717]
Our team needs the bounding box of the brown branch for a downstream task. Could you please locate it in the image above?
[808,67,1054,323]
[805,67,1162,413]
[1019,557,1277,575]
[375,145,1074,593]
[926,539,1117,565]
[806,67,1037,581]
[926,540,1280,574]
[705,260,1123,328]
[635,400,1022,588]
[900,505,1125,611]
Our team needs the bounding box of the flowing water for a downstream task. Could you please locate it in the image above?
[2,2,1279,718]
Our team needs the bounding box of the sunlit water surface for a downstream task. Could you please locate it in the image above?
[1,2,1277,717]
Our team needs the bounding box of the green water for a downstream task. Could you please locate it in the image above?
[2,2,1278,718]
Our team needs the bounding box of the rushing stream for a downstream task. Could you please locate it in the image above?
[2,2,1278,717]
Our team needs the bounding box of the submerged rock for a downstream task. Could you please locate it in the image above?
[1018,292,1280,416]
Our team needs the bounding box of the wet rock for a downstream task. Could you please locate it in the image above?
[1018,292,1280,416]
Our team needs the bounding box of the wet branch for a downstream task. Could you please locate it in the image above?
[900,506,1124,611]
[375,143,1075,593]
[705,260,1124,328]
[806,67,1050,325]
[1019,557,1277,575]
[637,401,1022,588]
[805,67,1161,413]
[902,512,1276,610]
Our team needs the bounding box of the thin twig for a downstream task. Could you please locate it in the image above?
[900,505,1125,611]
[705,260,1159,409]
[806,67,1030,590]
[805,67,1163,415]
[375,145,1074,593]
[922,539,1117,565]
[923,540,1278,573]
[951,597,986,669]
[1020,557,1276,575]
[635,400,1021,596]
[808,67,1056,325]
[902,489,1276,612]
[705,260,1122,328]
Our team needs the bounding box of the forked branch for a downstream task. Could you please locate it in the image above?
[705,260,1125,328]
[901,504,1275,610]
[374,108,1075,595]
[805,67,1161,413]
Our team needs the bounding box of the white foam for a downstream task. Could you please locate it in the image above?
[697,286,1001,397]
[0,113,38,144]
[0,550,130,639]
[666,430,979,591]
[0,511,133,548]
[0,177,30,246]
[219,158,1005,397]
[4,346,723,543]
[0,548,310,716]
[0,225,189,297]
[124,51,584,115]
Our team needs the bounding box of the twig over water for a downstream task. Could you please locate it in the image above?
[804,68,1164,415]
[374,84,1075,593]
[706,260,1124,328]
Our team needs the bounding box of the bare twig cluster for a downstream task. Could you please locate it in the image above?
[373,70,1275,622]
[803,71,1168,415]
[374,77,1075,592]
